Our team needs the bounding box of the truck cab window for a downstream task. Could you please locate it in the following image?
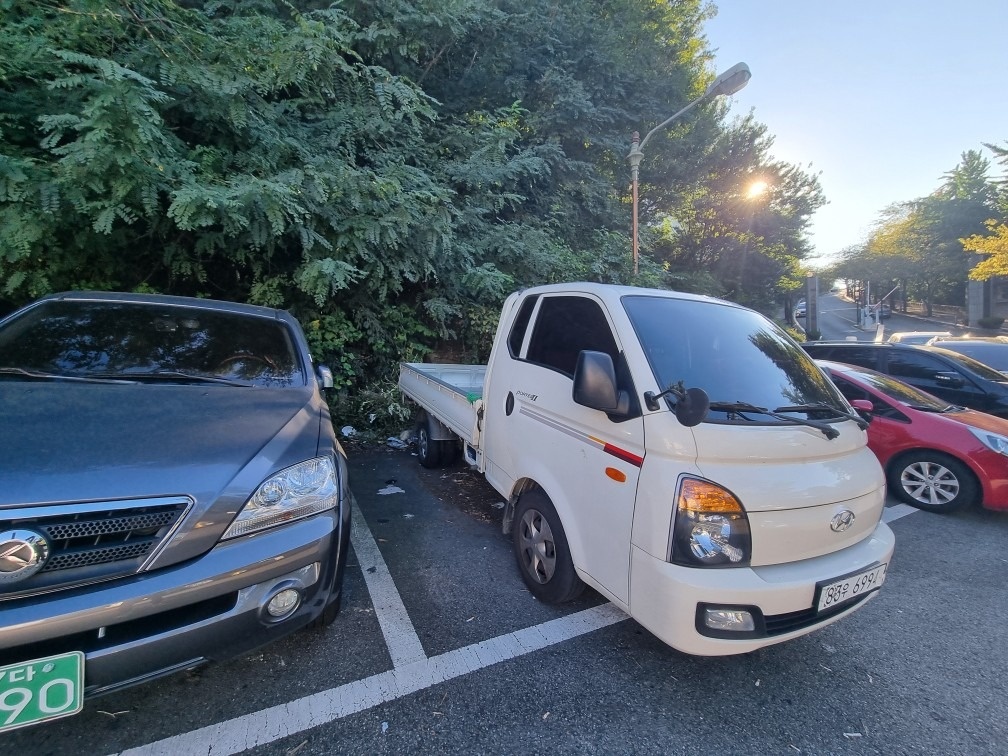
[507,295,539,358]
[525,296,619,376]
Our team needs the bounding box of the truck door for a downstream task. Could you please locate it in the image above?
[483,293,645,605]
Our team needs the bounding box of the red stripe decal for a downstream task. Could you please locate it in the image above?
[602,443,643,467]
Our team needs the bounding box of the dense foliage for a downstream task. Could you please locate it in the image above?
[1,1,825,422]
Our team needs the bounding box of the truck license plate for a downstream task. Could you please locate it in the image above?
[0,651,83,733]
[816,563,887,612]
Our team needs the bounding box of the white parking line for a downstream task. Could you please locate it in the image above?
[115,496,918,755]
[882,503,918,523]
[349,505,427,668]
[116,604,628,756]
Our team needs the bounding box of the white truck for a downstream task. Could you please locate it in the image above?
[399,282,894,655]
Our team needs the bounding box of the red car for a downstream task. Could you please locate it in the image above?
[819,360,1008,513]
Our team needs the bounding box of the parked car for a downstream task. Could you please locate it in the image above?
[923,337,1008,375]
[801,340,1008,418]
[819,360,1008,513]
[0,291,353,733]
[887,331,952,345]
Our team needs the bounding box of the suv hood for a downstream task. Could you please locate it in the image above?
[0,382,319,507]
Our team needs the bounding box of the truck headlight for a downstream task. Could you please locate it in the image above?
[223,457,340,540]
[670,477,751,567]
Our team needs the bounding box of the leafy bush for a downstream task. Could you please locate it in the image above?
[977,316,1005,330]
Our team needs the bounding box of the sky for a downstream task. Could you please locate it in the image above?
[703,1,1008,265]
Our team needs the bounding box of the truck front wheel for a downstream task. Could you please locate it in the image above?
[512,491,585,603]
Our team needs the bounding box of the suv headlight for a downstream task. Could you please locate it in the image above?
[669,477,752,567]
[968,426,1008,456]
[223,456,340,540]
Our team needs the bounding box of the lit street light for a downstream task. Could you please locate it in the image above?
[627,62,751,275]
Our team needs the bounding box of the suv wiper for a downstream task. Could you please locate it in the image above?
[116,370,253,387]
[0,367,136,384]
[708,400,840,440]
[773,402,869,430]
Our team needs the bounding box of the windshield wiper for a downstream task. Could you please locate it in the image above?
[773,402,869,430]
[115,370,253,387]
[939,404,967,413]
[708,400,841,440]
[0,367,136,384]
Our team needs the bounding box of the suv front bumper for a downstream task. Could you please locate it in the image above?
[0,499,351,697]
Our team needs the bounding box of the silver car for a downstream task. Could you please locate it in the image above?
[0,292,352,733]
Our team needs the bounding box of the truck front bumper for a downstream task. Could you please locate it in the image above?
[629,521,895,655]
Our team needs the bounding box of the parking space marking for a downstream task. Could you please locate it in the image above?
[117,603,627,756]
[349,505,427,668]
[882,503,918,523]
[115,490,917,755]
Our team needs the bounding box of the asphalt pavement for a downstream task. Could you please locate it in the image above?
[5,442,1007,756]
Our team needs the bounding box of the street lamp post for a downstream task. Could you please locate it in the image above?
[628,62,752,275]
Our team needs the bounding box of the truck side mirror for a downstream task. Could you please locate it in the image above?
[572,351,630,416]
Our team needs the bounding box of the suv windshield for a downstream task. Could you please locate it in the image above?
[0,299,304,387]
[622,295,850,424]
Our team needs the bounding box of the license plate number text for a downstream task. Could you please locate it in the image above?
[0,652,83,733]
[816,563,887,612]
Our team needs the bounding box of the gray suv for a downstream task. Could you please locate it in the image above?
[0,292,353,732]
[801,340,1008,418]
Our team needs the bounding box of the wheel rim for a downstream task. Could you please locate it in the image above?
[418,428,429,458]
[900,460,960,507]
[517,508,556,584]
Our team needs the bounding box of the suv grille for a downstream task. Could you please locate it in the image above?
[0,497,191,600]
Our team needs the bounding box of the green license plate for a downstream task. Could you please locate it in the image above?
[0,651,84,733]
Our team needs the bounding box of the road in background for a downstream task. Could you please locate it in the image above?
[802,293,964,342]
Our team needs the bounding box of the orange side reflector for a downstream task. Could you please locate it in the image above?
[605,467,627,483]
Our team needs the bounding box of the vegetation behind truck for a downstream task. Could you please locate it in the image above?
[399,283,894,655]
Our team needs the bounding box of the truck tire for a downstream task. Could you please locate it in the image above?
[512,490,585,603]
[416,413,444,469]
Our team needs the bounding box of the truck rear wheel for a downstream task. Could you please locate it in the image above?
[512,490,585,603]
[416,414,444,468]
[416,413,458,468]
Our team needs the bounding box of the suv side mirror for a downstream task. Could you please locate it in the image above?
[316,364,334,389]
[573,351,630,416]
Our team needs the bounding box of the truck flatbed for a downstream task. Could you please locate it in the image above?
[398,362,485,450]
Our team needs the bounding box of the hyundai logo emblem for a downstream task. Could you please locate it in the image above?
[0,529,50,584]
[830,510,856,533]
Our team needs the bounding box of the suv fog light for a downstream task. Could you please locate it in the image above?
[704,607,755,632]
[266,588,302,619]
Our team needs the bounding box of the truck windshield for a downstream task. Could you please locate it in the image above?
[622,295,850,424]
